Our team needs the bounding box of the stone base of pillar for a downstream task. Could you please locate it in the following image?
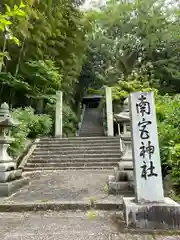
[118,160,133,171]
[123,197,180,229]
[0,162,29,197]
[113,159,133,181]
[0,164,30,197]
[0,169,22,182]
[108,175,134,195]
[108,160,134,195]
[114,169,133,182]
[0,177,29,197]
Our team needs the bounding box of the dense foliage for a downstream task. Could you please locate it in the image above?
[0,0,89,108]
[10,107,52,156]
[80,0,180,94]
[0,0,89,154]
[156,94,180,195]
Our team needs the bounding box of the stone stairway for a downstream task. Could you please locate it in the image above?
[24,137,121,171]
[79,107,104,137]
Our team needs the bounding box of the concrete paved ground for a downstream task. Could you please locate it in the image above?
[0,210,179,240]
[2,170,127,204]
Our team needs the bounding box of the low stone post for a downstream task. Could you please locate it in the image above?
[105,86,114,136]
[0,103,29,197]
[116,98,133,178]
[108,98,133,194]
[55,91,63,137]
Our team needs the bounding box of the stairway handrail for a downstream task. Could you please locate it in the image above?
[76,104,86,136]
[102,107,107,136]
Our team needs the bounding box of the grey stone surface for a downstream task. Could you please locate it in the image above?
[0,201,122,212]
[111,234,156,240]
[1,170,127,203]
[26,137,121,170]
[108,181,133,195]
[0,169,22,182]
[123,197,180,229]
[79,107,105,137]
[0,211,179,240]
[0,177,29,197]
[129,92,164,202]
[115,170,133,182]
[156,237,180,240]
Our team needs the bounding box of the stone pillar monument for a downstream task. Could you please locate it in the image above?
[123,92,180,229]
[108,98,134,194]
[105,87,114,136]
[55,91,63,137]
[0,103,29,197]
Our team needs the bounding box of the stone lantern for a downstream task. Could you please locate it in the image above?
[0,103,29,196]
[108,97,133,194]
[115,98,133,175]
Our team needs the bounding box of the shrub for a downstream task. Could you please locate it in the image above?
[170,144,180,195]
[63,104,78,136]
[10,124,30,157]
[45,101,78,136]
[156,94,180,195]
[9,107,52,156]
[28,113,53,138]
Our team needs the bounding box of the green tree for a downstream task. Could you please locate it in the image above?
[0,1,26,71]
[0,0,90,109]
[82,0,180,93]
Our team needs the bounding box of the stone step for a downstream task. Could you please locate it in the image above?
[38,142,120,147]
[39,139,120,145]
[80,129,103,130]
[26,161,117,168]
[24,166,114,171]
[80,124,103,126]
[83,112,101,114]
[80,129,103,131]
[30,158,120,163]
[79,133,104,137]
[80,126,103,129]
[36,145,120,150]
[81,118,102,120]
[33,149,120,155]
[83,115,101,117]
[26,135,121,171]
[33,150,120,155]
[40,136,119,141]
[39,141,119,145]
[28,158,119,163]
[79,130,104,133]
[81,124,103,125]
[0,201,123,212]
[27,158,119,166]
[30,153,121,159]
[36,144,120,150]
[80,125,103,128]
[29,155,120,162]
[80,122,102,124]
[79,132,104,134]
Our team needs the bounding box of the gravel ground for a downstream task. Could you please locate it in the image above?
[0,210,179,240]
